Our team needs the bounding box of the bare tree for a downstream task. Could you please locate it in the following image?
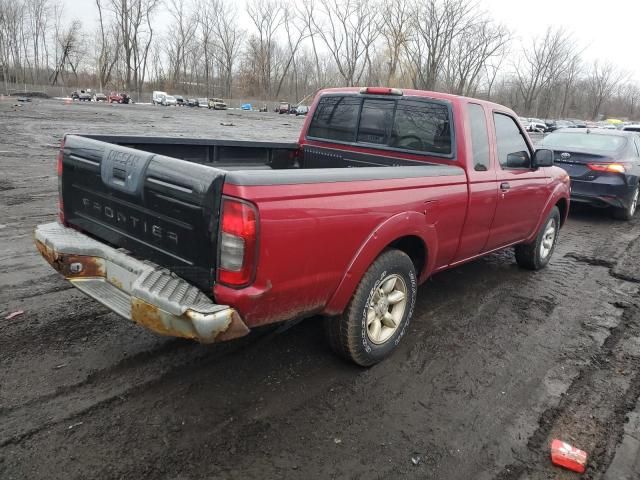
[95,0,120,91]
[444,16,510,95]
[246,0,284,97]
[50,19,83,85]
[514,27,575,115]
[408,0,473,90]
[212,0,243,97]
[298,0,324,88]
[311,0,380,87]
[166,0,198,87]
[26,0,51,84]
[586,61,626,120]
[107,0,159,92]
[197,0,217,96]
[274,8,308,99]
[621,83,640,119]
[380,0,412,86]
[557,53,581,118]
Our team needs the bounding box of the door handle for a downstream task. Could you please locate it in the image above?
[500,182,511,192]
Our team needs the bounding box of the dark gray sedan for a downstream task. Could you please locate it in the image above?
[541,129,640,220]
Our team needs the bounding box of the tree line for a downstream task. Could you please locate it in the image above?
[1,0,638,120]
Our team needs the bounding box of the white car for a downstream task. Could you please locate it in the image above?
[621,124,640,133]
[162,95,177,106]
[527,118,547,133]
[152,90,167,105]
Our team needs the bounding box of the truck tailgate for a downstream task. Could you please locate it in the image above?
[60,135,225,290]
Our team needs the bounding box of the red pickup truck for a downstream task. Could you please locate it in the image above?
[35,87,570,365]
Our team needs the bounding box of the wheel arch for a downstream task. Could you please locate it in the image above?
[323,212,436,315]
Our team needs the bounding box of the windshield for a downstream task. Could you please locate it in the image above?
[542,132,626,152]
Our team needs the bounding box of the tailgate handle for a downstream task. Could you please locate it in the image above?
[101,148,154,196]
[500,182,511,192]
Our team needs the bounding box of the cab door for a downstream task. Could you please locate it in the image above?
[484,112,549,250]
[454,102,499,261]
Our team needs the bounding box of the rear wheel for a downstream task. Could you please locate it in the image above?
[612,186,639,221]
[515,206,560,270]
[325,249,417,366]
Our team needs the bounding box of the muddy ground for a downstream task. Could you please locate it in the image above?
[1,98,639,480]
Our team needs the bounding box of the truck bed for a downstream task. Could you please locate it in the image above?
[60,134,464,292]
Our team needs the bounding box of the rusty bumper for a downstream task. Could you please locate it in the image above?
[34,222,249,343]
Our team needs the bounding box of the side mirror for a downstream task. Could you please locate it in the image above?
[506,151,531,168]
[532,149,554,168]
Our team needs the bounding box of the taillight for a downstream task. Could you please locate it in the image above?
[57,137,66,225]
[588,163,628,174]
[217,198,258,287]
[359,87,403,96]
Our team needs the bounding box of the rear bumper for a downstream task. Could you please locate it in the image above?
[34,222,249,343]
[570,178,636,209]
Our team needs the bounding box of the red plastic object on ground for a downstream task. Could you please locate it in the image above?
[551,439,588,473]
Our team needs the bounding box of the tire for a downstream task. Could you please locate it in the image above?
[324,249,417,366]
[612,185,639,221]
[515,206,560,270]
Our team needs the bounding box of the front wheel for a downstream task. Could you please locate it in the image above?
[612,185,639,221]
[325,249,417,366]
[515,206,560,270]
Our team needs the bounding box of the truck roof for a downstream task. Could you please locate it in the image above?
[315,87,511,114]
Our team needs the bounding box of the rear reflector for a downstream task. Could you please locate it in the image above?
[359,87,403,96]
[218,198,258,287]
[588,163,628,174]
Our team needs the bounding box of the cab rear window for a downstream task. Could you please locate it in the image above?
[307,96,360,142]
[307,95,452,156]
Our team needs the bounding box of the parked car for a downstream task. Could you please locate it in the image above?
[278,101,291,114]
[71,90,92,101]
[161,95,177,106]
[35,86,569,366]
[208,98,227,110]
[174,95,186,106]
[546,120,575,132]
[541,129,640,220]
[295,105,309,116]
[567,120,588,128]
[152,91,167,105]
[187,98,198,107]
[197,97,208,108]
[527,118,548,133]
[92,92,107,102]
[621,124,640,133]
[108,92,124,103]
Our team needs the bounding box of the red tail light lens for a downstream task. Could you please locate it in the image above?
[217,198,258,287]
[588,163,628,174]
[57,138,66,225]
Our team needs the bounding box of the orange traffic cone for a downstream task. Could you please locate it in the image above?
[551,439,587,473]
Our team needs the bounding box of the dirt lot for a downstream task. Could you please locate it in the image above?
[1,98,640,480]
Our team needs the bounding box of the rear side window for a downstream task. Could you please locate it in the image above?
[357,99,394,145]
[308,95,452,156]
[468,104,490,171]
[390,100,451,154]
[494,113,531,169]
[307,96,360,142]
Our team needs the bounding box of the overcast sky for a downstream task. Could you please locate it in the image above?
[64,0,640,81]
